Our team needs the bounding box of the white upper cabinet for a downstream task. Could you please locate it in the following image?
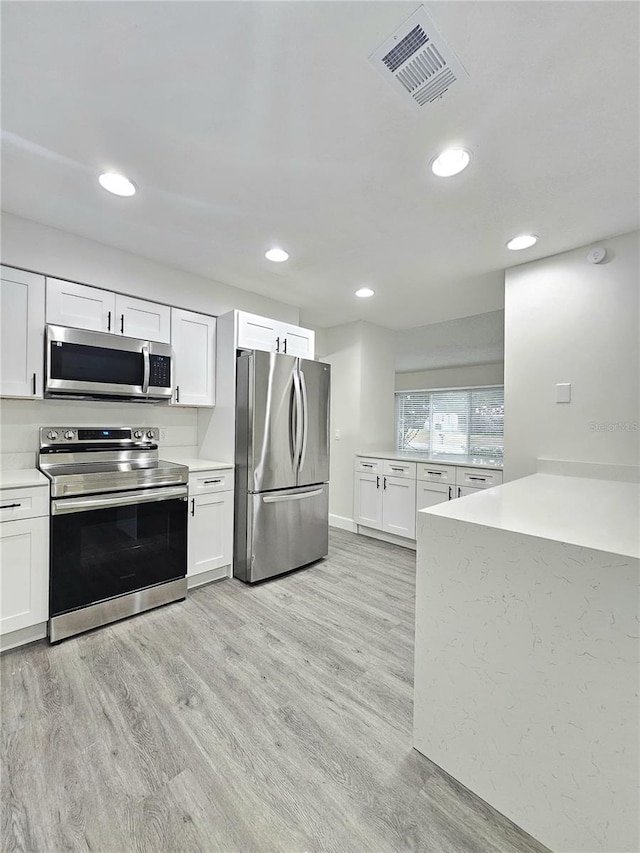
[115,294,171,342]
[47,278,113,333]
[236,310,315,358]
[46,278,170,343]
[0,266,45,398]
[171,308,216,407]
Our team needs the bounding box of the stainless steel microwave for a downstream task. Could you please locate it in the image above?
[45,325,173,402]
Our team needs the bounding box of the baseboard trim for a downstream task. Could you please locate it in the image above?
[187,565,231,589]
[1,622,47,653]
[356,525,416,551]
[329,514,356,532]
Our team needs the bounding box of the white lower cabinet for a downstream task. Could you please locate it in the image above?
[354,461,416,540]
[187,470,233,587]
[0,487,49,648]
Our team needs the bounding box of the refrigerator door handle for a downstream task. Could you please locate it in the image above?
[262,489,324,503]
[292,368,303,473]
[299,366,309,473]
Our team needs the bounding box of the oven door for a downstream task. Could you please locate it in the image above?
[50,485,188,619]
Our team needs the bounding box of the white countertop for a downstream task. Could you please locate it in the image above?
[0,469,49,489]
[422,473,640,558]
[161,455,233,473]
[357,450,503,470]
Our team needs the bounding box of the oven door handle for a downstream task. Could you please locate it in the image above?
[142,345,150,394]
[52,486,188,516]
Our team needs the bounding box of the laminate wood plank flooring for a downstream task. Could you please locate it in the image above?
[1,529,550,853]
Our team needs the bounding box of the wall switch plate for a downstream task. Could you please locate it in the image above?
[556,383,571,403]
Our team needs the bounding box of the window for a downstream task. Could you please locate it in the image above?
[395,386,504,458]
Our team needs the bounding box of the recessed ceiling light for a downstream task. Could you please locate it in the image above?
[265,248,289,263]
[98,172,136,197]
[431,148,470,177]
[506,234,538,251]
[355,287,375,298]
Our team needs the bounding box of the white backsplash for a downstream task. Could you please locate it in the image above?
[0,398,198,469]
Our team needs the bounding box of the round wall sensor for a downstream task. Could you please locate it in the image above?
[587,247,607,264]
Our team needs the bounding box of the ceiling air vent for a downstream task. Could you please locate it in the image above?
[369,6,468,109]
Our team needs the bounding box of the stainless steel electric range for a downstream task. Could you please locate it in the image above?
[38,426,189,643]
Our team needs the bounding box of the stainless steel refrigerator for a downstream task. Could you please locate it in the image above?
[234,350,330,583]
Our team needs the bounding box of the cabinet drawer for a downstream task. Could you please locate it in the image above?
[0,487,49,523]
[416,463,456,484]
[382,460,416,479]
[355,457,383,474]
[456,468,503,489]
[189,469,233,495]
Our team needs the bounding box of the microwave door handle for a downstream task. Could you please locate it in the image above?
[142,346,150,393]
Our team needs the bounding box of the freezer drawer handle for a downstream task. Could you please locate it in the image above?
[262,489,324,504]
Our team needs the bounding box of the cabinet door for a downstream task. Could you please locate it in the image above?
[1,267,45,398]
[171,308,216,406]
[456,486,481,498]
[382,475,416,538]
[115,294,171,343]
[281,324,315,358]
[416,481,451,511]
[188,491,233,581]
[46,278,114,332]
[236,311,278,352]
[0,516,49,634]
[354,472,383,529]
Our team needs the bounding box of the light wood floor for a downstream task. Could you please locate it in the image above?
[1,529,550,853]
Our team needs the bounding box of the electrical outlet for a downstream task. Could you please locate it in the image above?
[159,428,167,441]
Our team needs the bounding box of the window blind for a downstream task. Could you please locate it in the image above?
[395,386,504,457]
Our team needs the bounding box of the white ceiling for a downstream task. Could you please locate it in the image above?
[1,2,638,331]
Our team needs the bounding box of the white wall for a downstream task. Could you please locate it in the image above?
[504,230,640,481]
[395,362,504,391]
[0,212,302,464]
[324,321,395,527]
[1,212,299,323]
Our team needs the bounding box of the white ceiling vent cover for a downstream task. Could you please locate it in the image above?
[369,6,468,109]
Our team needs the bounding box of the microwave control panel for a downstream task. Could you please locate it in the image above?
[149,354,171,387]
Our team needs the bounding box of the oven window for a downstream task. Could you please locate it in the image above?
[50,497,187,616]
[50,341,144,386]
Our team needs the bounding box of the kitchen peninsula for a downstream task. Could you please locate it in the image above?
[413,472,640,853]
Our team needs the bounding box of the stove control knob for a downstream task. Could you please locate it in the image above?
[64,430,74,440]
[47,430,59,441]
[133,430,143,439]
[146,430,155,440]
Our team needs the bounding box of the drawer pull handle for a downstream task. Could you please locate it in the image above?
[361,463,373,468]
[468,476,487,482]
[390,467,404,472]
[0,503,21,509]
[426,471,442,476]
[203,479,222,485]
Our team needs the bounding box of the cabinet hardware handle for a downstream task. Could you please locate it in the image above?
[275,336,280,352]
[32,373,37,395]
[283,338,287,353]
[383,477,387,490]
[390,467,404,472]
[448,486,452,500]
[120,314,125,334]
[190,498,195,516]
[468,476,487,482]
[458,487,462,497]
[176,385,180,403]
[1,503,21,510]
[426,470,442,476]
[362,463,373,468]
[203,479,222,485]
[107,311,111,332]
[376,475,380,488]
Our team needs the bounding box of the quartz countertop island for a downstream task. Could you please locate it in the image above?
[413,473,639,853]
